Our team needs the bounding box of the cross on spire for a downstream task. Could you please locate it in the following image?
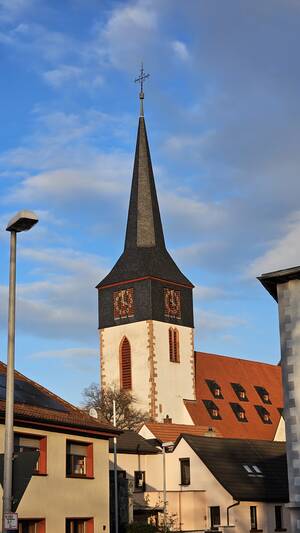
[134,63,149,116]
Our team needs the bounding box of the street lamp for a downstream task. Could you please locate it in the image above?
[161,441,174,533]
[2,210,38,532]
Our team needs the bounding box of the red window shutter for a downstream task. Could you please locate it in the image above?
[169,328,174,362]
[38,519,46,533]
[87,443,94,478]
[87,518,94,533]
[39,437,47,474]
[174,329,180,363]
[120,337,132,390]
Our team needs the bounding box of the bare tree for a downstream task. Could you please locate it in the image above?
[82,383,150,430]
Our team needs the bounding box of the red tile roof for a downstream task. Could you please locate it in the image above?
[142,422,222,443]
[0,362,117,437]
[184,352,283,440]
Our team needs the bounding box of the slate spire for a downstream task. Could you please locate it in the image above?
[124,115,166,251]
[97,79,193,289]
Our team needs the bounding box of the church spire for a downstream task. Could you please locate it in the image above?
[97,70,193,289]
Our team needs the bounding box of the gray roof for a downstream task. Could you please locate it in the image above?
[109,430,160,454]
[97,116,192,289]
[258,265,300,301]
[181,434,288,502]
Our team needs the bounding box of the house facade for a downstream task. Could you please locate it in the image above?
[0,362,118,532]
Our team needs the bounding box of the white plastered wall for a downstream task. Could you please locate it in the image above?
[100,320,195,423]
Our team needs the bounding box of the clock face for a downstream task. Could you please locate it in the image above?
[113,288,134,320]
[164,288,181,319]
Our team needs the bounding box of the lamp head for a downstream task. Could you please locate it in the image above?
[6,210,39,233]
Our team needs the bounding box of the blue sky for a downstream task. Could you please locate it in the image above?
[0,0,299,405]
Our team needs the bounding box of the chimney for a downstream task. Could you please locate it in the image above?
[163,415,172,424]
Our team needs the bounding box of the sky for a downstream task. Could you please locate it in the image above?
[0,0,299,405]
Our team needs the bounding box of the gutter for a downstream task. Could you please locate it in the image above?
[226,500,240,526]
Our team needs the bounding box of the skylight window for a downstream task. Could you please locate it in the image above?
[255,386,271,404]
[255,405,272,424]
[231,383,248,402]
[206,380,223,399]
[230,402,247,422]
[242,464,263,477]
[203,400,222,420]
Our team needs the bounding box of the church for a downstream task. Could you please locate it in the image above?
[96,79,284,441]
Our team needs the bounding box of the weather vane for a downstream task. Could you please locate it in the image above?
[134,63,150,116]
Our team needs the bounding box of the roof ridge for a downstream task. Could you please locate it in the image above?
[195,351,280,368]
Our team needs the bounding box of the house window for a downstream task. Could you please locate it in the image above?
[255,386,271,404]
[66,441,93,478]
[169,328,180,363]
[250,506,258,530]
[255,405,272,424]
[275,505,284,530]
[18,519,45,533]
[231,383,248,401]
[134,471,145,492]
[230,403,247,422]
[14,433,47,475]
[180,458,190,485]
[203,400,221,420]
[210,506,220,529]
[206,380,223,399]
[119,337,132,390]
[66,518,94,533]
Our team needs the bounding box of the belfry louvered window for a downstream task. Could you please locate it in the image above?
[169,328,180,363]
[120,337,132,390]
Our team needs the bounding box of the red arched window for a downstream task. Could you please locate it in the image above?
[120,337,132,390]
[169,328,180,363]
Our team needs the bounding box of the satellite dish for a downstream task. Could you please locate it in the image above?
[89,407,98,419]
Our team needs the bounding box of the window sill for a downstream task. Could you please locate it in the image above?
[179,483,190,487]
[66,474,94,479]
[275,529,287,532]
[250,529,263,532]
[33,472,48,476]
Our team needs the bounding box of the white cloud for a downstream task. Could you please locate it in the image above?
[171,40,190,62]
[194,285,227,301]
[43,65,103,90]
[31,347,98,359]
[197,309,246,335]
[0,247,108,343]
[247,211,300,277]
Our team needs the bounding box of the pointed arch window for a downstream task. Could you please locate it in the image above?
[169,328,180,363]
[120,337,132,390]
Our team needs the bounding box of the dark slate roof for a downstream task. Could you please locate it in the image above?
[180,434,288,502]
[0,362,118,437]
[258,265,300,301]
[97,116,192,289]
[109,430,160,454]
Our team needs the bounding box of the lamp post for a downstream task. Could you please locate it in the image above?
[2,211,38,532]
[161,441,174,533]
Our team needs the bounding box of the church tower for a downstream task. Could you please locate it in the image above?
[97,71,195,423]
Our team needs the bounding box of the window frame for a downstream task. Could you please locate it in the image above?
[119,336,132,390]
[134,470,146,492]
[210,506,221,528]
[14,432,47,475]
[66,518,94,533]
[255,405,272,424]
[250,506,258,531]
[66,440,94,479]
[18,518,46,533]
[206,379,223,399]
[169,327,180,363]
[203,399,222,420]
[230,402,248,422]
[179,458,190,486]
[275,505,286,531]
